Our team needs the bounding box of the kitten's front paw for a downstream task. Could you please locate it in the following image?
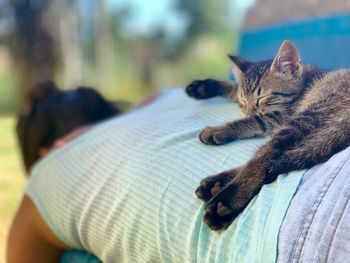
[186,79,221,99]
[199,125,235,145]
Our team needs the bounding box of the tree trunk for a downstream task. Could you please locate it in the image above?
[58,1,83,89]
[94,0,115,90]
[9,0,58,111]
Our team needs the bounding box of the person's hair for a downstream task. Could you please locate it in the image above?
[17,81,120,173]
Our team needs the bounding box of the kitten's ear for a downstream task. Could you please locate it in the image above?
[270,40,302,78]
[228,55,251,81]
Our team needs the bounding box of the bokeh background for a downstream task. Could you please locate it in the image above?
[1,0,348,261]
[0,0,253,260]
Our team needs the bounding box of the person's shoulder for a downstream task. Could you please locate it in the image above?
[7,196,69,263]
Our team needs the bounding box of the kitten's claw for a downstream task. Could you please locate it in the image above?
[186,79,222,99]
[199,125,235,145]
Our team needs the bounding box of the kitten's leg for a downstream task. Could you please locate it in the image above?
[201,114,322,230]
[199,111,287,145]
[266,123,350,182]
[186,79,237,100]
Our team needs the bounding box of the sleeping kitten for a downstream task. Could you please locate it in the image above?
[186,40,350,230]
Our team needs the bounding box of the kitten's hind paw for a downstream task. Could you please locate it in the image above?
[203,174,262,231]
[199,125,235,145]
[203,183,240,231]
[195,171,237,201]
[185,79,222,99]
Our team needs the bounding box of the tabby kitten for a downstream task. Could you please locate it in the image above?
[186,40,350,230]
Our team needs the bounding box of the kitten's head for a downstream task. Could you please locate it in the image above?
[230,40,303,116]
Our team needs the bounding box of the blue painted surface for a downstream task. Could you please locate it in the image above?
[237,13,350,70]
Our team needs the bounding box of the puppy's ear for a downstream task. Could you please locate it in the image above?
[27,81,60,106]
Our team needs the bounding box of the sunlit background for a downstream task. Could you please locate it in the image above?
[0,0,254,113]
[2,0,348,261]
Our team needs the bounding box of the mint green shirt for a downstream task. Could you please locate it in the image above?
[26,89,303,263]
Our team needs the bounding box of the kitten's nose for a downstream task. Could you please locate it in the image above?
[245,107,256,117]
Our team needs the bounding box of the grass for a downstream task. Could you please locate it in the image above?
[0,116,25,262]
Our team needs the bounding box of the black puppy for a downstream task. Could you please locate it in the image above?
[17,81,121,173]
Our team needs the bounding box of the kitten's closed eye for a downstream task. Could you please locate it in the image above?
[255,95,270,107]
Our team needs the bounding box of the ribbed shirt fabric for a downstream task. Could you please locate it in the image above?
[26,88,303,263]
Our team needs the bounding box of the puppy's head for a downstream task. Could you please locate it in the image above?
[17,81,120,173]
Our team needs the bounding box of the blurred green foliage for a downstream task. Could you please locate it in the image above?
[0,73,17,114]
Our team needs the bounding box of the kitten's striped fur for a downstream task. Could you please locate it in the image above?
[186,40,350,230]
